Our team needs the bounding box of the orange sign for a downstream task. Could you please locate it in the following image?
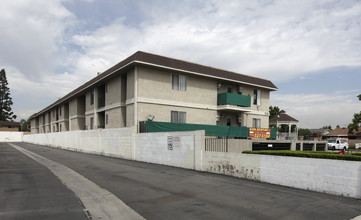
[249,128,271,139]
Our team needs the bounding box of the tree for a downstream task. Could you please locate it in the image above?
[269,106,280,118]
[347,94,361,134]
[298,128,312,140]
[19,119,30,131]
[322,125,332,130]
[0,69,16,121]
[348,111,361,134]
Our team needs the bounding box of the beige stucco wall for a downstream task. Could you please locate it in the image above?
[30,118,39,133]
[126,69,135,100]
[105,75,122,106]
[244,114,269,128]
[85,90,94,112]
[137,66,218,106]
[69,96,86,131]
[137,103,217,125]
[70,118,83,130]
[57,104,64,121]
[69,98,77,117]
[85,114,95,130]
[105,107,125,128]
[126,104,134,127]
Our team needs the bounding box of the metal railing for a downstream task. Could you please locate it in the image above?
[205,138,228,152]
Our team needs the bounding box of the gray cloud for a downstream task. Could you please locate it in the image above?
[1,0,360,128]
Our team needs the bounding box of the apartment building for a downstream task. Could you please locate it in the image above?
[30,51,278,133]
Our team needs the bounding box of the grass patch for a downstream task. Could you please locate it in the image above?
[243,150,361,162]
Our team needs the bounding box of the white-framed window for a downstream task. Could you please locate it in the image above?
[90,117,94,129]
[253,118,261,128]
[171,111,186,123]
[253,89,261,105]
[172,74,187,91]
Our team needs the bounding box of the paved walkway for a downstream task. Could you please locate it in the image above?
[9,143,144,220]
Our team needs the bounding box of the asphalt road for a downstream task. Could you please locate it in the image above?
[2,142,361,220]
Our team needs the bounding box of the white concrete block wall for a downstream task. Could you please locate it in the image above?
[135,131,199,169]
[22,129,361,199]
[23,129,202,170]
[259,155,361,198]
[202,152,261,181]
[23,128,136,160]
[0,132,23,142]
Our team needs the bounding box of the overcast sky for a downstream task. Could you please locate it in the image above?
[1,0,360,128]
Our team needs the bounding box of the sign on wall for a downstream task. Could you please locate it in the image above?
[167,136,181,150]
[356,143,361,149]
[249,128,271,139]
[167,136,173,150]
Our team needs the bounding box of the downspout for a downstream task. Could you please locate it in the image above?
[134,65,138,132]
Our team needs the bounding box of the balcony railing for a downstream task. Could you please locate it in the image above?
[217,92,251,107]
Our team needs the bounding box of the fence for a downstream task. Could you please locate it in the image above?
[205,138,327,153]
[205,138,228,152]
[0,132,23,142]
[141,121,276,139]
[22,129,358,199]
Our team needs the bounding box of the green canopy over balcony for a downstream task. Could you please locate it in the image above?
[217,93,251,107]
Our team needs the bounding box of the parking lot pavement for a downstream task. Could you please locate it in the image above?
[13,142,361,220]
[0,143,88,220]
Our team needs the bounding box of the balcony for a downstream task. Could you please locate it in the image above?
[217,92,251,107]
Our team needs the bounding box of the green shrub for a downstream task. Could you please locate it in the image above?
[243,150,361,161]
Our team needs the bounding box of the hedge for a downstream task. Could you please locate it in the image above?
[243,150,361,162]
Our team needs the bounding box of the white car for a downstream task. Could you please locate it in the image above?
[327,138,348,151]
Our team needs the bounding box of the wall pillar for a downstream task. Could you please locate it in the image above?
[290,141,296,151]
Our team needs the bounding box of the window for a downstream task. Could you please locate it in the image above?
[105,84,108,93]
[171,111,186,123]
[253,89,261,105]
[227,87,232,93]
[90,117,94,129]
[253,118,261,128]
[172,74,187,91]
[59,124,62,132]
[59,106,61,116]
[90,90,94,105]
[226,117,232,126]
[105,114,108,125]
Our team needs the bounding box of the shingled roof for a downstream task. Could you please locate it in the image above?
[0,121,20,126]
[269,110,299,123]
[30,51,278,119]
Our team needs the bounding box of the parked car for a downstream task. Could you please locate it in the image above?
[327,138,348,151]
